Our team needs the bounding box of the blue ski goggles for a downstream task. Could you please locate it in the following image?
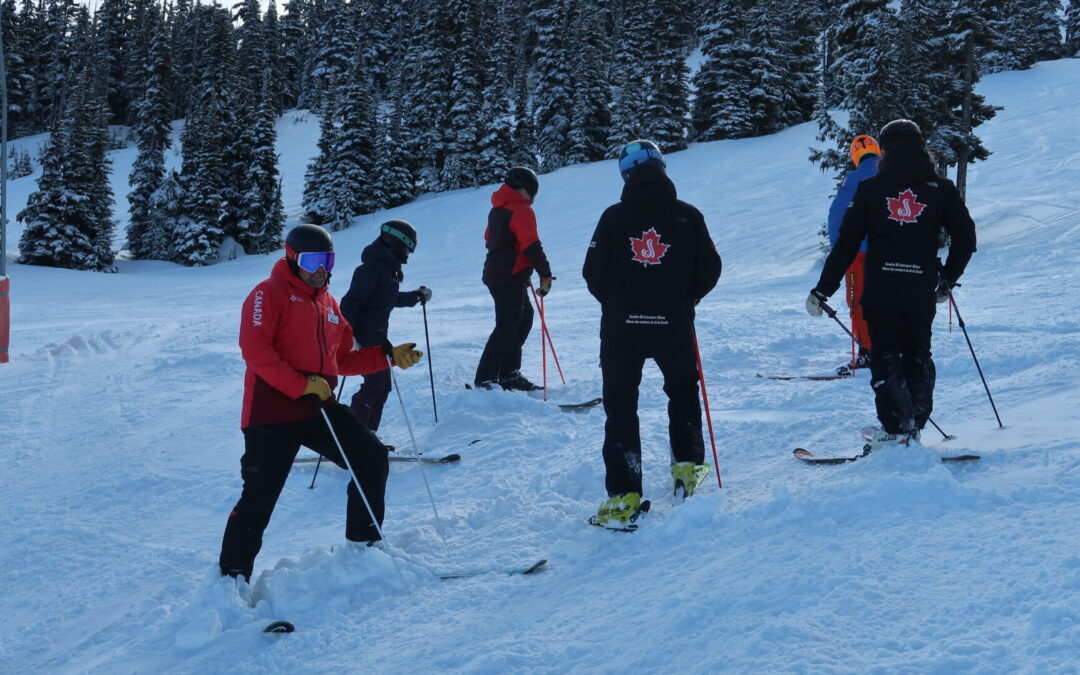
[295,250,335,273]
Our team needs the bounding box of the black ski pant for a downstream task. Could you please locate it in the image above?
[600,337,705,496]
[219,402,389,581]
[350,368,391,432]
[474,283,534,386]
[864,306,936,435]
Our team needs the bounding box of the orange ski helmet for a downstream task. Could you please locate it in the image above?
[849,135,880,167]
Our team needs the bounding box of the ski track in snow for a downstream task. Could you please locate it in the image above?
[2,61,1080,672]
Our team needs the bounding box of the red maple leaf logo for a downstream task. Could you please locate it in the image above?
[629,227,670,266]
[886,189,927,224]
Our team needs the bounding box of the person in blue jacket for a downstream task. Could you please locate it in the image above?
[340,220,432,435]
[826,135,880,372]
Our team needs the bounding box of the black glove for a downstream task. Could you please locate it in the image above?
[935,276,955,304]
[805,289,828,317]
[415,286,432,304]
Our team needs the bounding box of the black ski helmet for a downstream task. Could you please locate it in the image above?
[285,223,333,256]
[379,219,417,262]
[505,166,539,199]
[618,139,666,181]
[878,119,924,150]
[284,223,334,276]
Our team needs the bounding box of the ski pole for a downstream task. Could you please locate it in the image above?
[540,294,548,400]
[529,283,566,385]
[947,291,1003,428]
[317,404,411,594]
[390,360,449,548]
[693,333,723,489]
[420,296,438,424]
[310,376,350,490]
[819,299,954,441]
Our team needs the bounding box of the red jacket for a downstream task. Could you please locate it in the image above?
[481,184,552,286]
[239,258,389,428]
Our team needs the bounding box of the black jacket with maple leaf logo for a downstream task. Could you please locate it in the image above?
[583,164,722,348]
[816,147,977,310]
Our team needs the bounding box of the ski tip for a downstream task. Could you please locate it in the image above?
[264,620,295,634]
[942,454,981,462]
[792,448,815,459]
[557,397,603,410]
[443,453,462,463]
[522,559,548,574]
[467,439,483,446]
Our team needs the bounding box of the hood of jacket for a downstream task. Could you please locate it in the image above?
[491,182,532,209]
[620,163,678,207]
[360,239,402,271]
[878,144,938,184]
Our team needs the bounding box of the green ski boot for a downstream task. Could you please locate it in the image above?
[672,462,711,504]
[588,492,650,532]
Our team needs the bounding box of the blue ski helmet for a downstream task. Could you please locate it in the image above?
[618,139,666,181]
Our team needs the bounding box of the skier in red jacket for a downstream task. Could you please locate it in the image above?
[219,224,423,582]
[473,166,554,391]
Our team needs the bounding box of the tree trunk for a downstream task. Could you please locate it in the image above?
[955,31,975,199]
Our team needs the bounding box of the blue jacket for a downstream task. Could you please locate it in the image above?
[827,155,879,253]
[340,240,420,349]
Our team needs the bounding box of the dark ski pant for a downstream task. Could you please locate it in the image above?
[600,337,705,496]
[350,368,391,432]
[864,306,936,435]
[219,402,389,581]
[474,283,534,385]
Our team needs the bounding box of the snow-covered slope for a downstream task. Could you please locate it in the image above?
[2,59,1079,673]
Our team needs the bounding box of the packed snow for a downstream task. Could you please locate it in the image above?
[2,59,1079,672]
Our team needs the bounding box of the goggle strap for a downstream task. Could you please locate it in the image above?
[381,225,416,252]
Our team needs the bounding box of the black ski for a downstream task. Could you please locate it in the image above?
[264,620,295,634]
[295,453,461,465]
[757,373,852,381]
[558,397,603,410]
[437,559,548,579]
[793,448,980,464]
[587,500,651,532]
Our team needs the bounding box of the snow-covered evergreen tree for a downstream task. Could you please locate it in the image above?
[400,0,453,193]
[565,7,610,165]
[606,1,651,153]
[441,0,484,188]
[692,0,754,141]
[1068,0,1080,57]
[18,59,115,271]
[126,8,173,260]
[94,0,131,125]
[531,1,574,171]
[233,69,285,252]
[811,0,904,174]
[643,0,691,152]
[372,66,417,209]
[279,0,309,110]
[262,0,285,115]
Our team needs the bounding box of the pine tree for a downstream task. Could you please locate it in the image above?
[811,0,905,174]
[643,0,691,152]
[474,3,514,182]
[175,91,226,266]
[127,8,174,260]
[1068,0,1080,57]
[234,69,285,252]
[565,7,610,165]
[169,0,195,118]
[37,0,78,130]
[307,0,353,113]
[946,0,1001,195]
[279,0,309,110]
[94,0,131,125]
[400,0,453,193]
[508,36,536,167]
[18,59,115,271]
[326,47,379,229]
[262,0,285,115]
[373,71,417,209]
[17,104,94,267]
[531,1,574,171]
[441,0,484,188]
[607,1,651,153]
[692,0,754,141]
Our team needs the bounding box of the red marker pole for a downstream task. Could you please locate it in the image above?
[694,333,722,488]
